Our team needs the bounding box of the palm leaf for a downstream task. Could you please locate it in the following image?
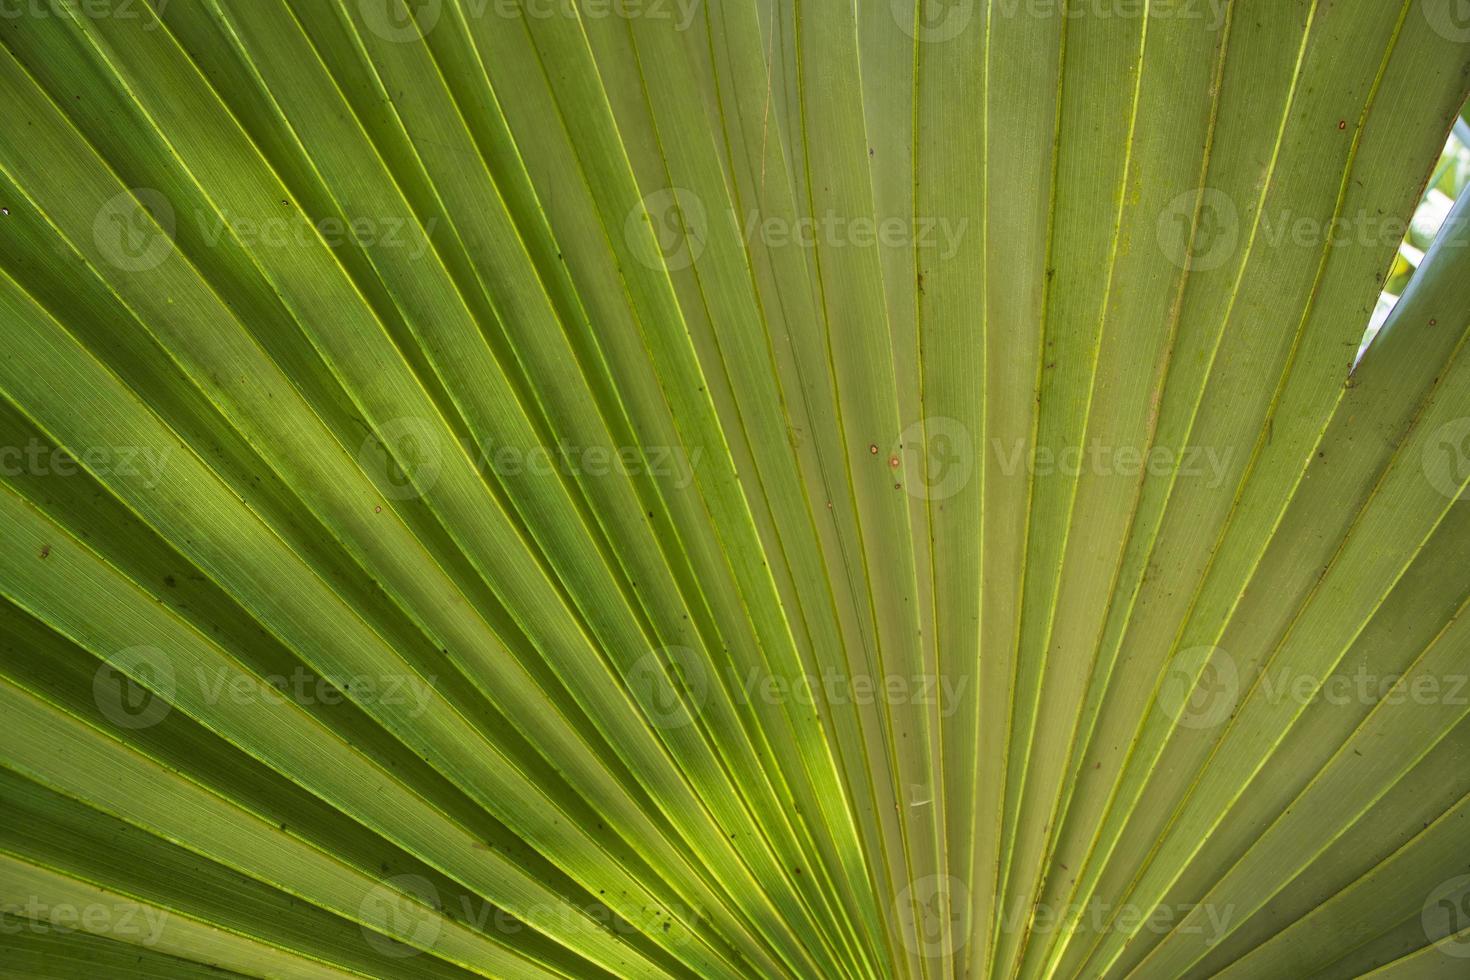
[1,0,1469,977]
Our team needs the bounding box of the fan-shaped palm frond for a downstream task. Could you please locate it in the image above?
[2,1,1470,978]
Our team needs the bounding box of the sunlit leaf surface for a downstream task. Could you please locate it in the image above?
[2,1,1470,977]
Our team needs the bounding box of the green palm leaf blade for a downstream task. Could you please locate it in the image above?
[2,0,1470,978]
